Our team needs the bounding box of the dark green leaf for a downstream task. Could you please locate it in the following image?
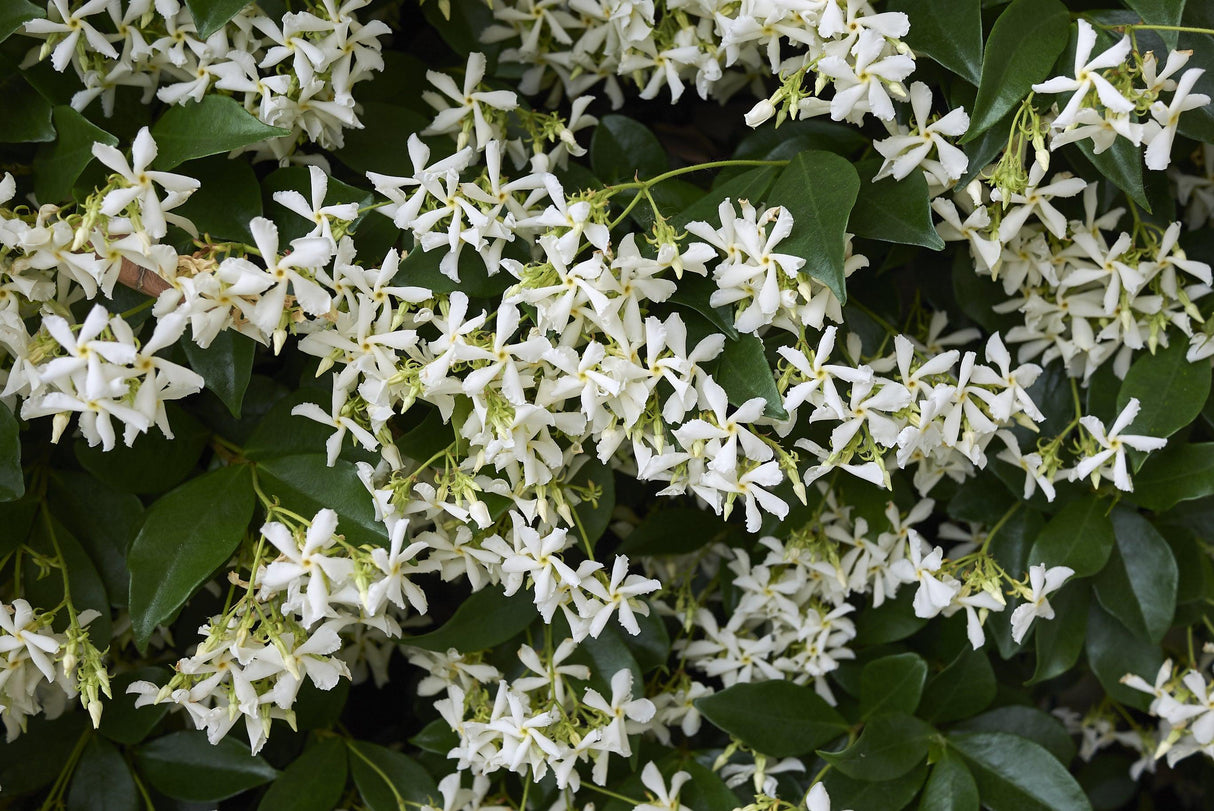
[571,458,615,547]
[256,454,387,546]
[590,114,666,182]
[949,732,1089,811]
[667,274,738,340]
[243,388,339,461]
[1092,509,1177,642]
[678,760,742,811]
[0,495,37,558]
[294,677,351,731]
[184,0,253,38]
[391,238,515,299]
[75,403,208,494]
[0,72,54,143]
[821,762,928,811]
[919,750,979,811]
[348,741,439,811]
[257,739,348,811]
[1075,136,1149,212]
[1086,601,1165,710]
[336,103,431,175]
[820,713,933,781]
[24,514,111,643]
[0,0,42,43]
[128,464,255,650]
[411,719,459,755]
[100,667,172,745]
[918,648,996,724]
[151,96,288,169]
[137,731,278,802]
[0,712,88,795]
[859,653,927,718]
[0,400,22,500]
[183,330,256,418]
[853,590,929,645]
[964,0,1070,141]
[695,680,848,757]
[33,106,117,203]
[1031,581,1090,683]
[767,150,860,303]
[1133,443,1214,512]
[618,506,735,556]
[1116,339,1211,440]
[1027,496,1115,578]
[173,154,263,242]
[849,159,945,250]
[671,165,779,230]
[405,586,537,652]
[67,738,139,811]
[955,706,1075,763]
[263,165,373,243]
[1125,0,1186,48]
[889,0,982,84]
[713,334,787,420]
[48,470,143,605]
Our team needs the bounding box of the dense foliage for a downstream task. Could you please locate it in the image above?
[2,0,1214,809]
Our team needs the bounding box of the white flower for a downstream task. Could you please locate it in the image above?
[874,82,970,184]
[1032,20,1134,128]
[636,762,692,811]
[1144,68,1212,170]
[1072,397,1167,491]
[1010,564,1075,643]
[92,128,200,238]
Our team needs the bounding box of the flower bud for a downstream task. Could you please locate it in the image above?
[744,99,776,128]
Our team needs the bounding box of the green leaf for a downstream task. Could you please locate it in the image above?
[1124,0,1186,48]
[75,403,209,494]
[151,96,288,170]
[348,741,439,811]
[859,653,927,718]
[263,165,373,243]
[137,731,277,803]
[1027,496,1115,578]
[767,150,860,303]
[954,706,1075,763]
[257,739,348,811]
[671,165,779,230]
[1092,509,1177,642]
[0,495,38,558]
[821,763,928,811]
[0,401,22,501]
[590,114,666,183]
[24,514,111,643]
[0,713,88,795]
[48,470,143,605]
[618,506,735,556]
[0,72,54,144]
[405,586,537,651]
[184,0,252,37]
[256,454,387,546]
[918,648,996,724]
[1031,581,1090,683]
[183,330,256,418]
[713,334,787,420]
[853,589,929,645]
[667,274,738,340]
[0,0,42,43]
[695,680,848,757]
[391,238,516,299]
[1086,601,1165,710]
[67,738,139,811]
[128,464,255,651]
[100,667,172,745]
[173,154,262,242]
[33,106,117,202]
[571,458,615,548]
[849,160,945,250]
[948,732,1090,811]
[964,0,1070,141]
[888,0,982,85]
[918,750,979,811]
[335,102,431,175]
[1075,136,1150,212]
[1133,443,1214,512]
[821,713,934,781]
[243,388,339,461]
[1116,339,1212,440]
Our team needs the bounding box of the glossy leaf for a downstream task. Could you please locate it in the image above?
[1116,339,1211,440]
[24,514,111,643]
[918,750,979,811]
[859,653,927,718]
[618,506,735,556]
[955,706,1075,764]
[173,154,262,242]
[257,739,348,811]
[1133,443,1214,512]
[821,763,928,811]
[918,648,996,724]
[137,731,277,802]
[33,106,117,202]
[184,0,254,38]
[348,741,439,811]
[1075,135,1150,212]
[590,114,666,182]
[404,586,537,652]
[949,732,1090,811]
[849,159,945,250]
[151,95,289,169]
[1086,601,1165,710]
[1125,0,1186,48]
[1031,582,1090,683]
[100,668,172,745]
[0,0,41,42]
[75,404,209,494]
[667,274,738,340]
[964,0,1070,141]
[183,330,256,418]
[128,464,255,650]
[672,165,779,230]
[767,150,860,303]
[889,0,982,85]
[1027,496,1115,578]
[48,470,143,604]
[820,713,934,781]
[1092,509,1177,642]
[256,454,387,546]
[0,72,54,144]
[67,738,139,811]
[0,401,22,500]
[695,680,848,757]
[713,334,787,420]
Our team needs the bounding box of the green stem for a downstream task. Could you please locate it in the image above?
[347,742,408,811]
[580,783,644,805]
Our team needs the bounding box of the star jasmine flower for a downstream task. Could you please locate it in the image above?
[1072,397,1167,491]
[1010,563,1075,643]
[1032,20,1134,128]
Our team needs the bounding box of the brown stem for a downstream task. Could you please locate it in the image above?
[116,257,172,297]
